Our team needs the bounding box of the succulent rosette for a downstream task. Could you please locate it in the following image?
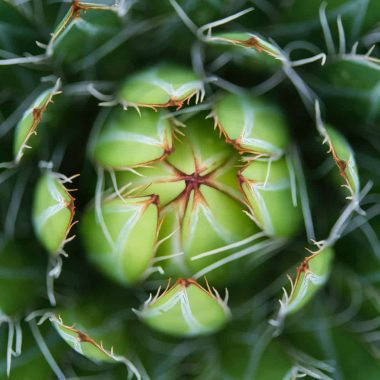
[0,1,379,379]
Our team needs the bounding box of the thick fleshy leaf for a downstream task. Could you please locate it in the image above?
[116,161,186,207]
[81,195,159,285]
[156,189,258,281]
[206,32,283,61]
[53,318,116,361]
[92,109,173,169]
[180,185,259,276]
[13,81,61,163]
[324,124,360,196]
[50,312,141,378]
[32,172,75,255]
[286,247,334,314]
[47,0,119,58]
[213,93,290,157]
[52,294,132,363]
[207,32,283,73]
[118,64,204,109]
[166,115,234,175]
[138,278,230,337]
[240,156,302,237]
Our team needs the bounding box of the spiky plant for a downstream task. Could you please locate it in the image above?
[1,0,380,379]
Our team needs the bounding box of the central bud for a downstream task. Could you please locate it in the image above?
[184,172,206,186]
[83,104,265,288]
[116,115,259,283]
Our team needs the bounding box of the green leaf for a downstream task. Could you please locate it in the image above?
[324,124,360,196]
[137,278,230,337]
[50,311,141,379]
[118,64,204,110]
[13,81,61,164]
[47,1,119,58]
[205,31,283,73]
[116,161,186,207]
[213,93,290,157]
[81,195,159,285]
[92,108,173,169]
[32,171,75,255]
[240,156,302,237]
[286,247,334,314]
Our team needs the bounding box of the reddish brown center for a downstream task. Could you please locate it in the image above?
[168,166,216,208]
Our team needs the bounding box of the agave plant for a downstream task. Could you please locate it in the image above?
[1,0,380,379]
